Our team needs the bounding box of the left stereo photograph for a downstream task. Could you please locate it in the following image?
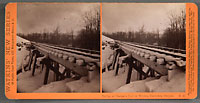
[16,3,100,93]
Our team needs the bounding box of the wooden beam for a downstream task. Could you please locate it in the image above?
[125,57,134,84]
[31,54,37,76]
[28,50,34,70]
[131,53,167,76]
[43,59,50,85]
[37,48,88,76]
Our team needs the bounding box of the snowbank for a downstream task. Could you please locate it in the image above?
[17,36,30,71]
[66,70,100,92]
[33,79,74,93]
[146,69,185,92]
[102,66,138,92]
[114,77,156,92]
[102,46,114,69]
[113,69,185,92]
[17,67,56,93]
[102,35,114,43]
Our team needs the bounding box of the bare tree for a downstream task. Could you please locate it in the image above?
[161,9,186,49]
[82,5,100,32]
[74,5,100,51]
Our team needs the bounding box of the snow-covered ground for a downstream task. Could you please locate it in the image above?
[102,35,138,92]
[17,36,30,71]
[102,35,114,43]
[17,36,100,93]
[102,35,115,69]
[114,69,185,92]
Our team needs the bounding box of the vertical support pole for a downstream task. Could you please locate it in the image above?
[44,59,50,85]
[41,63,44,72]
[65,68,71,78]
[145,67,151,79]
[28,50,34,70]
[132,59,140,80]
[135,60,140,80]
[126,57,134,84]
[54,62,60,81]
[138,62,144,80]
[114,53,120,76]
[32,53,37,76]
[150,69,155,77]
[32,50,40,76]
[111,50,118,70]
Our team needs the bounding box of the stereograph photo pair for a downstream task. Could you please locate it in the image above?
[5,2,198,99]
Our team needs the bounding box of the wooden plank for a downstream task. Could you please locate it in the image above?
[125,57,134,84]
[110,51,117,70]
[43,59,50,85]
[28,51,34,70]
[53,62,60,81]
[32,54,37,76]
[114,53,120,75]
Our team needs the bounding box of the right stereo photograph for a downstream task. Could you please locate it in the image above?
[102,3,186,93]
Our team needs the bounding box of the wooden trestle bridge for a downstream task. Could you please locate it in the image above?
[110,40,186,84]
[27,42,100,85]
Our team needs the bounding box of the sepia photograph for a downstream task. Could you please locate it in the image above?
[16,3,100,93]
[102,3,186,92]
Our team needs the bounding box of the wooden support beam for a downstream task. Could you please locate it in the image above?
[46,61,65,80]
[150,69,155,77]
[120,45,168,76]
[31,54,37,76]
[32,50,41,76]
[111,51,118,70]
[138,62,143,80]
[125,57,134,84]
[34,46,90,76]
[131,53,168,76]
[53,62,60,81]
[145,68,151,77]
[28,50,34,70]
[114,53,120,76]
[43,59,50,85]
[41,63,44,72]
[49,54,88,76]
[65,67,71,78]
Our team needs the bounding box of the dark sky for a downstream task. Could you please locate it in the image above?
[17,3,99,35]
[102,3,185,34]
